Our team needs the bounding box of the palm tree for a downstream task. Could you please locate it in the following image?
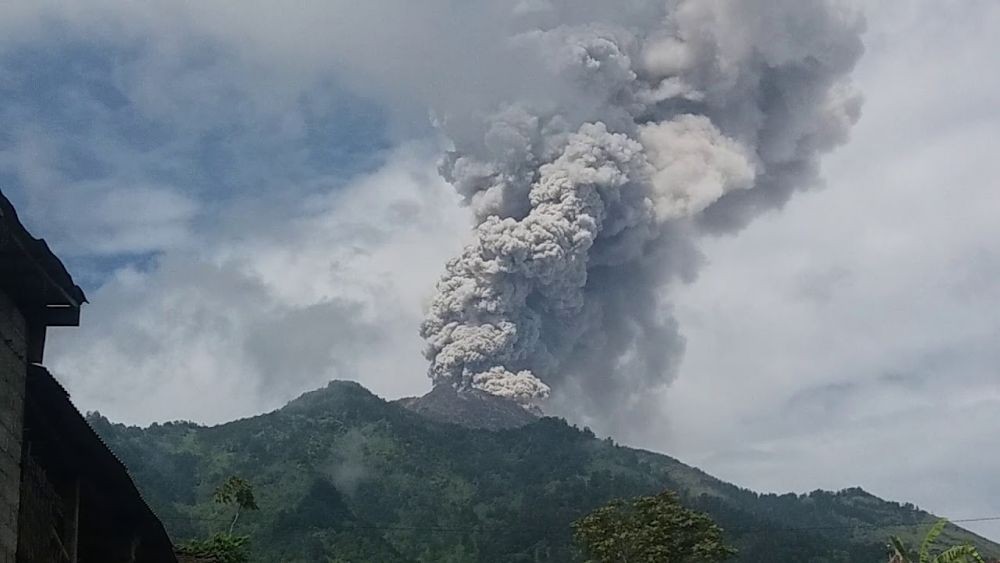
[888,519,985,563]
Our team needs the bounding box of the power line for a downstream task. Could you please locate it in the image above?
[954,517,1000,525]
[727,516,1000,534]
[158,513,1000,537]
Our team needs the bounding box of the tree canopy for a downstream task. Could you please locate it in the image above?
[573,490,736,563]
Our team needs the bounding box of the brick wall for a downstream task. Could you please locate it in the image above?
[0,290,26,563]
[16,452,65,563]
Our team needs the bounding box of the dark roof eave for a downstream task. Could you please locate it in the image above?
[0,191,87,314]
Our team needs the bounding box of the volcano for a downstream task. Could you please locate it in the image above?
[396,384,539,430]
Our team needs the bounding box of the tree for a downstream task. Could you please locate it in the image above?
[572,491,736,563]
[177,476,259,563]
[213,476,259,534]
[888,519,985,563]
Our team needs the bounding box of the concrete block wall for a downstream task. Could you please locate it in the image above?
[0,290,26,563]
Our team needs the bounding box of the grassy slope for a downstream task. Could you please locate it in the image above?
[89,381,1000,562]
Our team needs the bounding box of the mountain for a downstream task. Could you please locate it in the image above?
[89,381,1000,562]
[396,384,539,430]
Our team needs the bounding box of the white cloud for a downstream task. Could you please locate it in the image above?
[656,0,1000,540]
[49,146,470,424]
[0,128,199,256]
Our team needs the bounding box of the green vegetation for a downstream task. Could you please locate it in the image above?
[573,490,735,562]
[177,476,259,562]
[178,533,251,563]
[888,519,986,563]
[87,381,1000,562]
[214,476,260,534]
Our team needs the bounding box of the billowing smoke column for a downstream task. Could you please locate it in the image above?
[420,0,864,412]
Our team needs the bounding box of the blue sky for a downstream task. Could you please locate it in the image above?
[0,31,391,287]
[3,0,1000,543]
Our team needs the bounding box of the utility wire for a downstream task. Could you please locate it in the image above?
[726,516,1000,534]
[158,514,1000,536]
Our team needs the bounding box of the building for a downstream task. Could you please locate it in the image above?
[0,192,176,562]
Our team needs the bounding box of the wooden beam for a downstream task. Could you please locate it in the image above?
[26,322,46,364]
[44,305,80,327]
[69,479,79,563]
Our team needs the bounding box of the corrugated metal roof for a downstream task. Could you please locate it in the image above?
[24,365,178,562]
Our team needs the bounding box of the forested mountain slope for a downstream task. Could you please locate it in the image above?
[89,381,1000,562]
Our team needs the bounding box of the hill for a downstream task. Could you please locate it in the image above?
[88,381,1000,562]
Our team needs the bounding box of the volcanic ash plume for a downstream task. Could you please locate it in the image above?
[420,0,865,412]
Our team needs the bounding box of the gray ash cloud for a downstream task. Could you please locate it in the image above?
[418,0,864,416]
